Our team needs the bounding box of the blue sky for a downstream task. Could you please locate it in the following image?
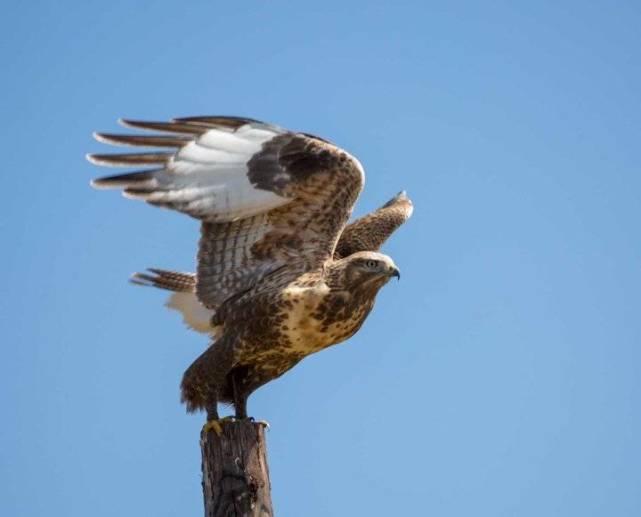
[1,1,640,515]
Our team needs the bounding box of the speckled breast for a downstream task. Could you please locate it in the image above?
[276,284,374,356]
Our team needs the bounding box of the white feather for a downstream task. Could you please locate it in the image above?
[177,143,249,164]
[162,125,290,220]
[198,130,263,154]
[94,120,291,222]
[166,292,215,334]
[236,126,280,142]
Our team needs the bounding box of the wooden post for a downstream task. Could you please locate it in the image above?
[200,421,274,517]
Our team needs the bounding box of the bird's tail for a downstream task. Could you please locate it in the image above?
[130,268,196,293]
[131,268,214,334]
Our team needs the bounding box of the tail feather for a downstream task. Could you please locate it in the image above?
[131,268,213,334]
[130,268,196,292]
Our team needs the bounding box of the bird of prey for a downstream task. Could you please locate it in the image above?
[131,191,412,336]
[89,116,413,426]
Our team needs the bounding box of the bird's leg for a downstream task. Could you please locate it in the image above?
[206,401,219,421]
[203,403,223,435]
[232,372,249,420]
[181,335,236,437]
[233,377,269,428]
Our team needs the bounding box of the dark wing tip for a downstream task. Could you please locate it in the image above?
[382,190,411,208]
[86,152,172,167]
[93,132,189,148]
[90,170,157,189]
[118,118,207,135]
[172,115,263,128]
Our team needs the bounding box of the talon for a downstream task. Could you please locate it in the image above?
[203,416,239,436]
[203,419,223,436]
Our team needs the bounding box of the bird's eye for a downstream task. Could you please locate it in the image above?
[365,260,378,268]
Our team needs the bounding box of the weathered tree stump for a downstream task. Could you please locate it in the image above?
[200,421,273,517]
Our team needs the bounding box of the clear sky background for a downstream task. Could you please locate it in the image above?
[1,1,640,516]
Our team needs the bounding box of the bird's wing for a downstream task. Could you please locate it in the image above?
[335,191,413,258]
[90,116,364,309]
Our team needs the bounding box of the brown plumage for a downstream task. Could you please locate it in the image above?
[130,193,412,295]
[90,116,412,420]
[130,268,196,292]
[335,191,413,258]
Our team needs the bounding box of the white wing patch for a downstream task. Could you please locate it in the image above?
[90,120,292,222]
[166,292,215,334]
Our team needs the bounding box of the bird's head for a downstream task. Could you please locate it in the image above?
[328,251,400,292]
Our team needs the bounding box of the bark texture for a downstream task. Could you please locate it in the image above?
[201,421,273,517]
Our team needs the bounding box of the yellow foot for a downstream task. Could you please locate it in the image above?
[202,416,237,436]
[202,419,223,436]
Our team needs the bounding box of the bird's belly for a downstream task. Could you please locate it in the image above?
[234,289,372,385]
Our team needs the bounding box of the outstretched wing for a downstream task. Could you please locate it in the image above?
[335,190,413,258]
[90,117,291,221]
[90,116,364,309]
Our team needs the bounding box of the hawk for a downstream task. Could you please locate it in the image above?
[89,116,413,424]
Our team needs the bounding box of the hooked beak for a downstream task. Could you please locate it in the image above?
[389,266,401,281]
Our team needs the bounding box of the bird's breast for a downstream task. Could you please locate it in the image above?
[277,285,373,355]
